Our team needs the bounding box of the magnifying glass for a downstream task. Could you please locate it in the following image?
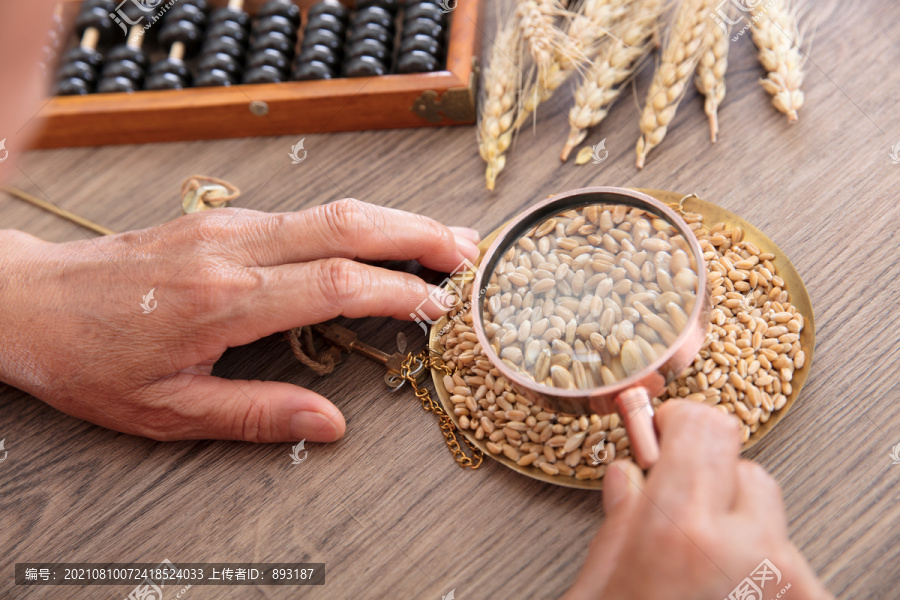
[471,187,710,469]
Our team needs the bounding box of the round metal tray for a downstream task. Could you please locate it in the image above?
[428,189,816,490]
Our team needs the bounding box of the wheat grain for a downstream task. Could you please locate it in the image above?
[635,0,716,169]
[694,16,730,142]
[477,22,522,191]
[750,0,805,122]
[561,0,665,161]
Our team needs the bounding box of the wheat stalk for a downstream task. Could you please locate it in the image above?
[750,0,805,122]
[635,0,716,169]
[478,22,523,191]
[694,17,730,142]
[561,0,664,161]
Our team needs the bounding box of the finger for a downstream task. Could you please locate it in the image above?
[151,372,346,443]
[236,199,480,270]
[227,259,457,345]
[732,460,787,528]
[651,400,742,513]
[562,461,646,600]
[448,226,481,243]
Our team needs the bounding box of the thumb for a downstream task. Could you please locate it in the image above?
[562,460,646,600]
[156,373,346,443]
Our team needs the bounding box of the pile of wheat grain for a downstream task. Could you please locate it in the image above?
[437,213,804,480]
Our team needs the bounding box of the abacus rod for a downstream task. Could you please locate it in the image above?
[127,24,143,48]
[1,186,115,236]
[82,26,99,50]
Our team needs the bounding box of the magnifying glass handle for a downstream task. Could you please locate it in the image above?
[615,388,660,469]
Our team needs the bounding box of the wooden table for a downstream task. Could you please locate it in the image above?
[2,3,899,598]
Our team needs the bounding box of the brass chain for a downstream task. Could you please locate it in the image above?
[400,351,484,469]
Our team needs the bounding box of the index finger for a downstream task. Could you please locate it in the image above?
[237,198,480,272]
[650,400,742,514]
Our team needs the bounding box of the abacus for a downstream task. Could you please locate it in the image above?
[34,0,481,148]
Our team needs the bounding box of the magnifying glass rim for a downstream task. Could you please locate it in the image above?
[471,186,709,402]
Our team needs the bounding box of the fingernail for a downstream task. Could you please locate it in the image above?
[449,226,481,243]
[291,411,339,442]
[454,235,480,262]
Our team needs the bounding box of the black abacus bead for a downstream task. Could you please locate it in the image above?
[106,45,148,69]
[258,0,301,27]
[348,22,392,46]
[252,15,297,41]
[399,33,441,57]
[344,55,386,77]
[403,17,443,39]
[209,6,251,29]
[164,4,208,28]
[292,60,335,80]
[307,0,349,23]
[197,52,242,77]
[194,68,236,86]
[298,43,340,68]
[74,4,116,42]
[182,0,209,13]
[247,48,292,72]
[300,28,343,53]
[151,57,190,80]
[356,0,400,14]
[145,71,188,90]
[203,36,245,61]
[62,46,103,70]
[345,38,389,63]
[56,77,91,95]
[305,13,346,36]
[243,65,284,84]
[101,58,144,82]
[159,20,204,56]
[206,20,248,45]
[351,6,395,31]
[57,61,99,86]
[97,75,138,93]
[403,2,446,24]
[250,31,294,55]
[397,49,439,73]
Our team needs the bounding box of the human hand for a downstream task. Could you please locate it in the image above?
[562,401,832,600]
[0,199,480,443]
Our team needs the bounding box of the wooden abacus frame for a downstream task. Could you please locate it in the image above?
[33,0,482,149]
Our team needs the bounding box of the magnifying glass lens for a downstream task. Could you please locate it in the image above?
[480,203,700,391]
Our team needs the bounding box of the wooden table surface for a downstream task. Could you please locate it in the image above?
[2,2,899,598]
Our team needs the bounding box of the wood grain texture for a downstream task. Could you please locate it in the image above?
[2,1,900,598]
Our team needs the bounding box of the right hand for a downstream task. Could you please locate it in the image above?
[563,401,833,600]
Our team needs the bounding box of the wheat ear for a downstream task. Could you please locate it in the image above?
[478,22,522,192]
[516,0,565,83]
[750,0,805,122]
[516,0,628,129]
[695,17,730,142]
[635,0,715,169]
[561,0,664,161]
